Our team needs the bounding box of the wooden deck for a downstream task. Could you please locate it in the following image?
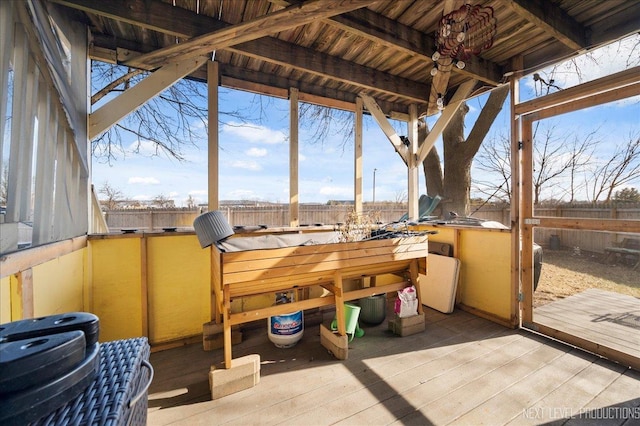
[534,288,640,369]
[148,306,640,425]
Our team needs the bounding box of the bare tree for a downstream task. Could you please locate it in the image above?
[153,194,175,208]
[589,132,640,202]
[475,125,599,204]
[473,132,512,203]
[185,194,197,209]
[98,182,125,210]
[91,62,247,163]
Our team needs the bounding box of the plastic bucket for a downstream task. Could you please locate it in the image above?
[358,294,386,325]
[331,303,362,341]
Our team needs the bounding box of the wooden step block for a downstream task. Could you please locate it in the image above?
[388,313,425,336]
[209,354,260,399]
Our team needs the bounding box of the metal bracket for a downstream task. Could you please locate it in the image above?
[524,218,540,225]
[518,141,523,150]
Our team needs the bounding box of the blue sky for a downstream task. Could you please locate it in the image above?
[91,35,639,206]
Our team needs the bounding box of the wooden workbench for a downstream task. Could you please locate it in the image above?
[211,231,428,367]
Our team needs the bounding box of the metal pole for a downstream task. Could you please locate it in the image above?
[373,168,377,208]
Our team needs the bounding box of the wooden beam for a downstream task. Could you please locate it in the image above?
[289,87,299,227]
[0,236,87,278]
[515,66,640,116]
[531,81,640,122]
[122,0,378,68]
[227,37,430,103]
[89,56,208,139]
[50,0,226,38]
[510,0,587,51]
[296,1,502,84]
[61,0,501,85]
[531,217,640,234]
[416,79,477,163]
[360,94,409,166]
[89,34,417,116]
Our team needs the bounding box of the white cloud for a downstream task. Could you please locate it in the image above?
[319,186,352,197]
[246,147,267,157]
[128,176,160,185]
[132,194,153,201]
[222,122,286,145]
[189,190,207,196]
[227,189,258,199]
[231,160,261,171]
[126,140,162,156]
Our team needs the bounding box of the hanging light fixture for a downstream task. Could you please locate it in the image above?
[430,4,497,76]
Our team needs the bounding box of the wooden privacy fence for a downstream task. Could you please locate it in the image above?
[104,205,407,231]
[103,204,639,254]
[472,205,640,254]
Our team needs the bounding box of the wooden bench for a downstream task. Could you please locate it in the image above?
[212,231,429,368]
[604,238,640,270]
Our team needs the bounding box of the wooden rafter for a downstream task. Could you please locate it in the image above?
[510,0,587,51]
[119,0,379,68]
[226,38,430,103]
[55,0,502,100]
[416,79,477,163]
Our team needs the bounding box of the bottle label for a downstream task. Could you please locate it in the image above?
[270,311,303,335]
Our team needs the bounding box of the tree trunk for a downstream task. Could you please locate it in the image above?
[419,85,510,217]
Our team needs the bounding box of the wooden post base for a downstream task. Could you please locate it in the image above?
[320,324,349,360]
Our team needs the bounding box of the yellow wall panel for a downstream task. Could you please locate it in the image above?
[89,238,143,342]
[32,249,85,316]
[414,225,512,321]
[147,235,210,343]
[458,230,511,320]
[0,276,11,323]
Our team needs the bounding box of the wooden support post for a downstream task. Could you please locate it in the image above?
[223,284,232,368]
[289,87,299,227]
[410,259,423,315]
[521,116,534,325]
[333,270,346,336]
[354,97,363,215]
[510,56,523,328]
[407,104,419,221]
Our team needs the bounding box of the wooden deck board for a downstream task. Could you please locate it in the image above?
[148,304,640,426]
[534,289,640,358]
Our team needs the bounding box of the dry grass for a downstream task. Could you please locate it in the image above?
[533,248,640,308]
